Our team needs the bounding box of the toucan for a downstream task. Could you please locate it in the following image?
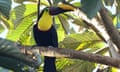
[33,3,75,72]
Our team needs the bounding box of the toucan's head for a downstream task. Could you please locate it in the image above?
[37,4,75,31]
[49,3,75,15]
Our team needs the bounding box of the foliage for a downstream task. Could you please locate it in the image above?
[81,0,102,19]
[0,0,119,72]
[0,0,11,19]
[0,38,36,72]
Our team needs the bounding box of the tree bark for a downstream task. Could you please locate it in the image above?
[1,37,120,68]
[100,7,120,50]
[24,46,120,68]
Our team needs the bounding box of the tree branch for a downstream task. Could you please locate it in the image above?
[107,39,120,59]
[83,20,107,43]
[47,0,52,6]
[100,7,120,50]
[1,37,120,68]
[21,46,120,68]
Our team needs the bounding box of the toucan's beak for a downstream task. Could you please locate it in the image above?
[49,3,75,15]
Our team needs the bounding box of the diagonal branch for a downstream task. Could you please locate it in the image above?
[100,7,120,50]
[73,8,120,59]
[47,0,52,6]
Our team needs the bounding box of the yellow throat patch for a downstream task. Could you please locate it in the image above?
[38,10,52,31]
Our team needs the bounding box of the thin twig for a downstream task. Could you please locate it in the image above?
[37,0,40,23]
[47,0,52,6]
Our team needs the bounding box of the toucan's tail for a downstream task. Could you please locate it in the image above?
[44,57,56,72]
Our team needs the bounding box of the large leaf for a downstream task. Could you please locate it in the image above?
[0,38,34,65]
[58,14,70,34]
[62,32,104,50]
[7,4,37,41]
[57,32,105,72]
[0,38,35,70]
[0,0,12,18]
[11,4,26,26]
[62,60,95,72]
[11,4,37,26]
[56,58,72,71]
[55,16,66,42]
[72,18,88,28]
[19,27,35,45]
[0,56,29,72]
[81,0,102,19]
[7,14,36,41]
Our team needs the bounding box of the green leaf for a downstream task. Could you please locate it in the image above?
[14,0,23,3]
[62,32,104,50]
[58,14,70,34]
[81,0,102,19]
[14,0,37,3]
[55,16,66,42]
[11,4,26,26]
[0,24,4,33]
[0,38,35,68]
[56,58,71,71]
[62,36,80,49]
[0,56,28,72]
[62,60,95,72]
[72,18,88,28]
[112,67,120,72]
[19,28,35,45]
[11,4,37,26]
[7,4,37,41]
[0,0,12,18]
[7,14,36,41]
[72,2,81,7]
[104,0,114,6]
[41,0,49,6]
[54,0,62,4]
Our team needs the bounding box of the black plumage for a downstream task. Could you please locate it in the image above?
[33,24,58,72]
